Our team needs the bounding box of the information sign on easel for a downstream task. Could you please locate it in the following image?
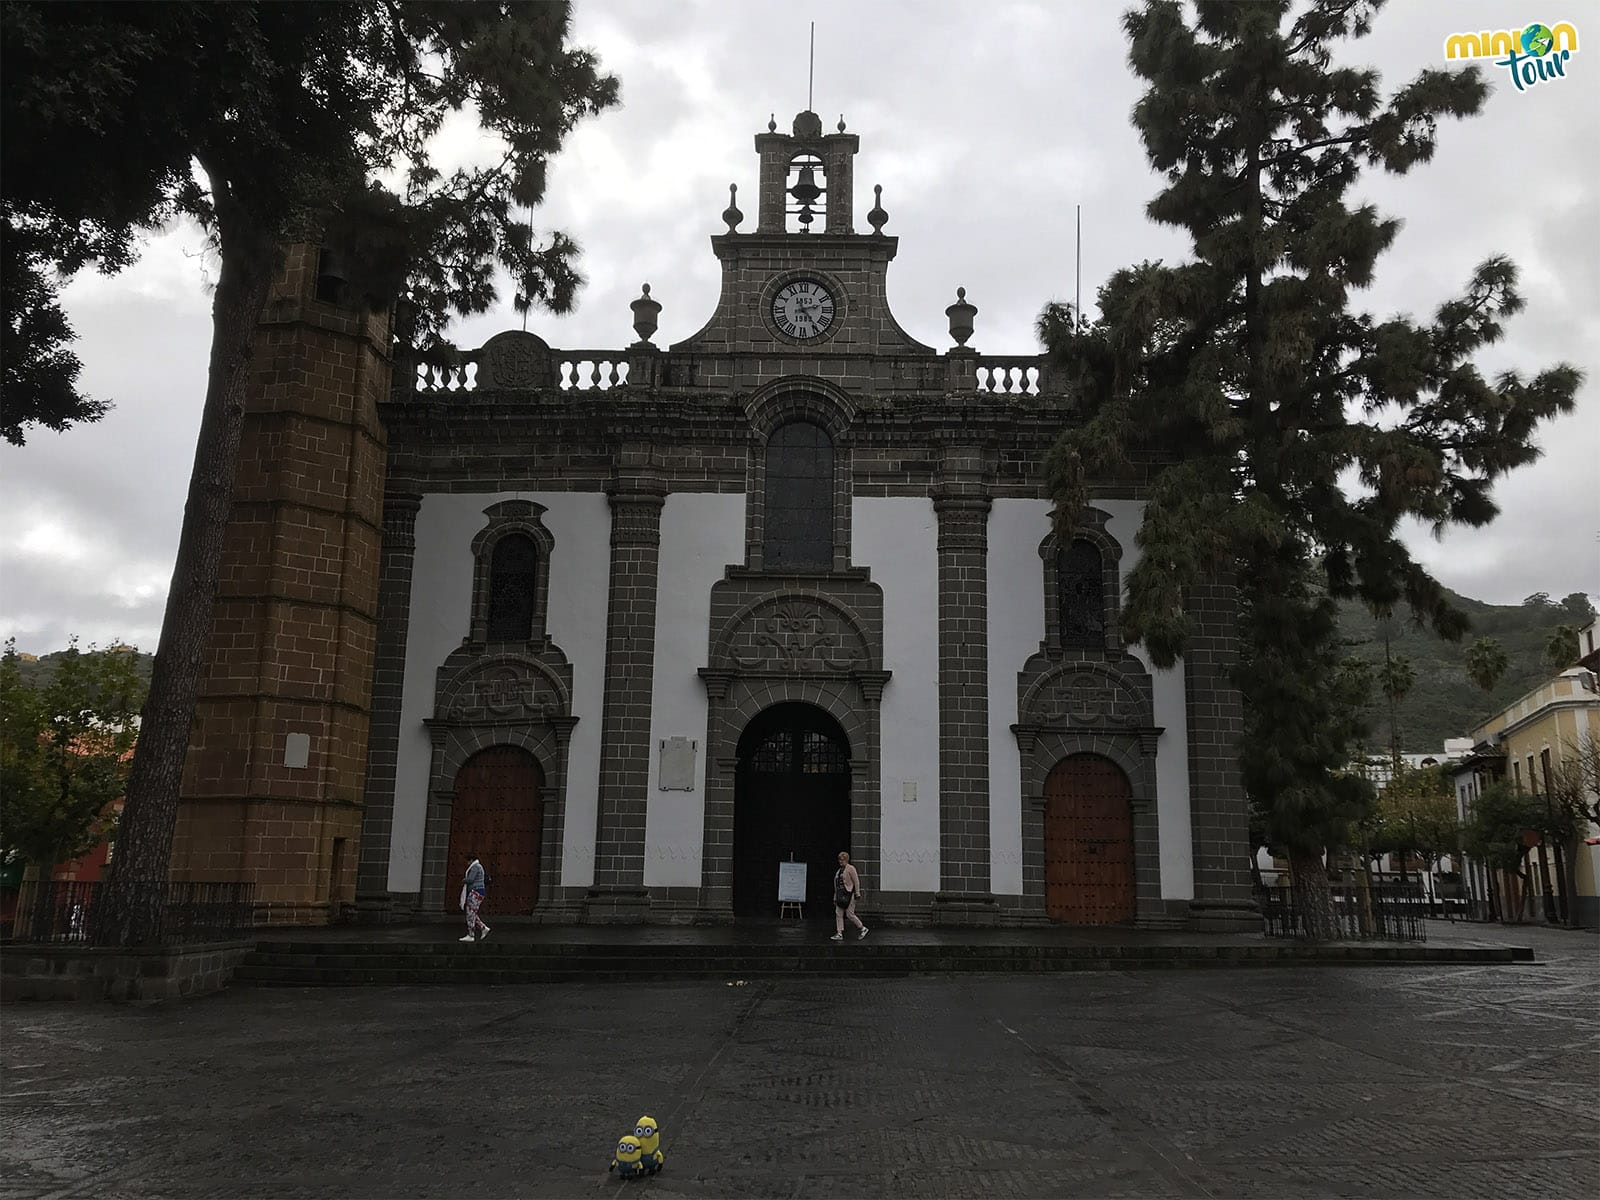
[778,858,807,919]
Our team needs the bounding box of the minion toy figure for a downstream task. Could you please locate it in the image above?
[634,1115,664,1175]
[610,1135,647,1179]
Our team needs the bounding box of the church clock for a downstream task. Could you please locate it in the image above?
[770,279,836,340]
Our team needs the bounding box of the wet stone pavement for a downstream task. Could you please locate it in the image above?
[2,924,1596,1199]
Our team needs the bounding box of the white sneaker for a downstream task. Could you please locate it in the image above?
[829,933,844,941]
[459,934,475,942]
[477,928,490,942]
[858,927,869,940]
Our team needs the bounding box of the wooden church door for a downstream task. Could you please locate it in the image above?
[1043,754,1136,925]
[446,746,544,915]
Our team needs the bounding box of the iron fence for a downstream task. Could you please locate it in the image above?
[9,880,256,946]
[1256,878,1427,942]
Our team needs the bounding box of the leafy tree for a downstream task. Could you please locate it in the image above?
[0,640,145,868]
[1464,636,1509,693]
[1040,0,1580,935]
[1,2,617,945]
[1463,780,1544,921]
[1559,592,1596,626]
[1542,624,1579,672]
[1375,762,1459,878]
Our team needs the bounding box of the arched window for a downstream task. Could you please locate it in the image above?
[763,421,834,569]
[1058,538,1105,649]
[486,534,538,641]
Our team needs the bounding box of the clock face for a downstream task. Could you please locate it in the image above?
[771,280,836,340]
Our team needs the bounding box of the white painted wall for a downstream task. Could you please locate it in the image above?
[987,499,1051,894]
[644,492,747,887]
[1101,500,1194,901]
[855,497,941,892]
[389,491,611,893]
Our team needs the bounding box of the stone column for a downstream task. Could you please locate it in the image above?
[354,493,421,922]
[931,448,997,922]
[586,459,666,922]
[1184,568,1257,930]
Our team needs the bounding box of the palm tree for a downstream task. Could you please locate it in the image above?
[1465,637,1509,693]
[1543,625,1579,672]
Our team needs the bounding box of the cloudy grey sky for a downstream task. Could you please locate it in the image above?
[3,0,1596,654]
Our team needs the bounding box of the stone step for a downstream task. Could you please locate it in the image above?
[232,940,1531,986]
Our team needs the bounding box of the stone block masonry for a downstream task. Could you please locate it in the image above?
[171,245,391,927]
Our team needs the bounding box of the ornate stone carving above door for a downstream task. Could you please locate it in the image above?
[725,600,866,672]
[1021,663,1151,730]
[436,654,571,725]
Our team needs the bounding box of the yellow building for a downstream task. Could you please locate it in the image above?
[1454,623,1600,928]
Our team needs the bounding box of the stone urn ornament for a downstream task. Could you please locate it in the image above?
[630,283,661,343]
[945,287,977,347]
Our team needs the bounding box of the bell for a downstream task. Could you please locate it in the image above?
[789,164,822,205]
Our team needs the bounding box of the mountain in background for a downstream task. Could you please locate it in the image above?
[1337,589,1594,753]
[9,588,1592,758]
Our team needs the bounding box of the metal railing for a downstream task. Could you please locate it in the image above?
[1256,879,1428,942]
[9,880,257,946]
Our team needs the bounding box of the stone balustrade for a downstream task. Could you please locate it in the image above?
[405,340,1059,400]
[975,356,1045,396]
[556,352,630,391]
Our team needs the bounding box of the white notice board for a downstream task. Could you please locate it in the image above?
[777,861,808,903]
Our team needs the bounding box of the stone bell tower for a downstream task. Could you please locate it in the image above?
[754,109,858,233]
[168,245,391,925]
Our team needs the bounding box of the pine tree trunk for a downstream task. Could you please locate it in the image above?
[93,208,275,947]
[1289,850,1337,941]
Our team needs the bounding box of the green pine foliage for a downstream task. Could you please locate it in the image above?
[1040,0,1582,918]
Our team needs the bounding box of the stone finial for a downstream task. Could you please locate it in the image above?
[630,283,661,343]
[946,287,977,348]
[867,184,888,235]
[722,183,743,233]
[768,113,778,132]
[837,114,846,133]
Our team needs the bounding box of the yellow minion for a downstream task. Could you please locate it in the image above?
[634,1115,664,1174]
[610,1135,647,1178]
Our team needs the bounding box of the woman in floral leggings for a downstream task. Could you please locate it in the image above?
[460,855,490,942]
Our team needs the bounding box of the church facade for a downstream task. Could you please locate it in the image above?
[171,112,1254,930]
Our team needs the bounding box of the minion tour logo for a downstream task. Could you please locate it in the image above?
[1444,22,1579,92]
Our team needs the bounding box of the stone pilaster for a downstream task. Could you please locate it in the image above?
[1184,568,1257,930]
[932,448,995,915]
[354,493,420,921]
[586,459,666,922]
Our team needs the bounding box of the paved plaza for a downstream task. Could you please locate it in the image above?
[2,924,1596,1199]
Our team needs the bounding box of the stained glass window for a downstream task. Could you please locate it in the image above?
[763,421,833,569]
[486,533,538,641]
[1058,538,1105,649]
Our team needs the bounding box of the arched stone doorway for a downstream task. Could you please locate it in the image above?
[1043,753,1135,925]
[733,703,851,918]
[445,746,544,915]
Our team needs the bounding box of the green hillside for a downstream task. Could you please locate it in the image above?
[1336,590,1593,753]
[13,646,155,690]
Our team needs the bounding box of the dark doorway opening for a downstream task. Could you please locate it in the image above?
[445,745,544,915]
[734,703,851,919]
